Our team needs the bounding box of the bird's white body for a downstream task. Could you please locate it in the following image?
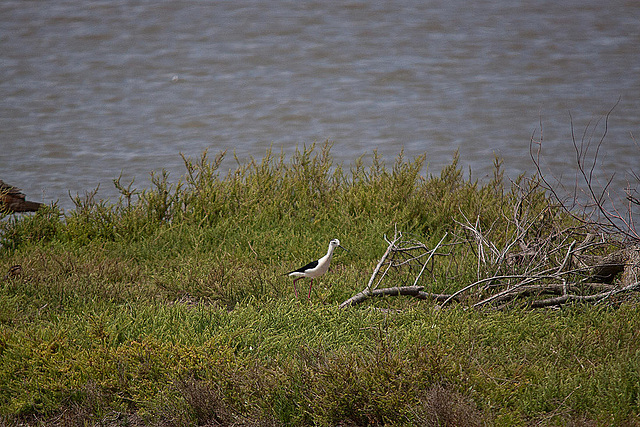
[286,239,346,299]
[287,242,337,279]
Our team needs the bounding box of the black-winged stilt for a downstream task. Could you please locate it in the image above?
[286,239,347,299]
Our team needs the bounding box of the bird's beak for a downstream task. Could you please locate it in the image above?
[339,245,349,252]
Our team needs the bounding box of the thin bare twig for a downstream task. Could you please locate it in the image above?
[411,233,448,287]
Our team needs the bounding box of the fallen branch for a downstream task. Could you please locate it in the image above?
[340,285,454,308]
[483,282,617,305]
[530,281,640,308]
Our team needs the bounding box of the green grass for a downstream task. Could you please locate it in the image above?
[1,143,639,425]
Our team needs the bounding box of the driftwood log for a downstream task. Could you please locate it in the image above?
[0,180,42,213]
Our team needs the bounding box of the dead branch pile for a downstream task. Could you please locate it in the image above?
[341,226,640,310]
[341,105,640,310]
[341,185,640,310]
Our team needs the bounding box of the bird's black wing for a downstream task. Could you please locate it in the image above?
[285,259,318,275]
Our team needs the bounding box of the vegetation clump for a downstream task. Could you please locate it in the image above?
[1,142,639,425]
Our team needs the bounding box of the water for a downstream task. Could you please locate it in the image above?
[1,0,639,212]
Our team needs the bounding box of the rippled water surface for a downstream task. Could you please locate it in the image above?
[1,0,639,210]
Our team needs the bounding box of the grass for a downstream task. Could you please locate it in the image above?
[1,142,639,426]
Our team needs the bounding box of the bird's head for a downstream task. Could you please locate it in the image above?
[329,238,348,252]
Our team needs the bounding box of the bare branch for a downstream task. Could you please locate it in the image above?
[340,286,454,308]
[411,233,448,287]
[367,230,401,293]
[531,281,639,308]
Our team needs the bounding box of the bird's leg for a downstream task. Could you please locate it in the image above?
[307,278,314,300]
[293,277,301,298]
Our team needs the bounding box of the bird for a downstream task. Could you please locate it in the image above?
[0,180,42,213]
[3,265,22,280]
[285,238,347,300]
